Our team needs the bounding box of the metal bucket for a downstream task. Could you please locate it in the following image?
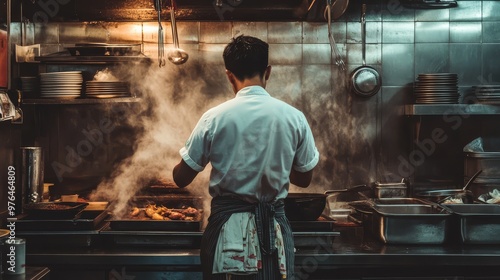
[20,147,44,209]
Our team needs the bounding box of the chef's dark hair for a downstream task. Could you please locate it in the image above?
[223,35,269,81]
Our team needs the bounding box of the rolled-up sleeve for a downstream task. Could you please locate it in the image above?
[179,113,212,172]
[293,115,320,173]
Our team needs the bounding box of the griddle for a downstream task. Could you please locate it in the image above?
[129,195,204,209]
[108,212,202,232]
[107,196,203,231]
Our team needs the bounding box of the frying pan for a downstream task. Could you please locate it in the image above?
[284,193,326,221]
[350,4,381,97]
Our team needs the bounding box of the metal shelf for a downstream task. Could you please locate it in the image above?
[34,55,152,65]
[23,97,141,105]
[405,104,500,116]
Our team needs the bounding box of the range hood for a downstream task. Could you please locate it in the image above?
[21,0,313,22]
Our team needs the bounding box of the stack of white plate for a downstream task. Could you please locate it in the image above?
[20,77,38,95]
[414,73,459,104]
[39,71,83,99]
[84,81,130,98]
[473,85,500,104]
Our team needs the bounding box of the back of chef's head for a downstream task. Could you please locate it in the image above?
[223,35,269,81]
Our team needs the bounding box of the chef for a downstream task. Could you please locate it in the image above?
[173,35,319,280]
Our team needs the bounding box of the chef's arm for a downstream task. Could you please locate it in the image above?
[173,159,199,188]
[290,168,314,188]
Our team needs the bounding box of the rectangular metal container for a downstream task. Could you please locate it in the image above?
[372,198,431,205]
[374,182,407,198]
[464,137,500,182]
[370,204,452,244]
[15,210,108,231]
[444,204,500,244]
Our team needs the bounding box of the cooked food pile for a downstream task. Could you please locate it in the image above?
[128,204,199,221]
[441,197,464,204]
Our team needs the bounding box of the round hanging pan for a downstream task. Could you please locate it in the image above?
[351,4,381,97]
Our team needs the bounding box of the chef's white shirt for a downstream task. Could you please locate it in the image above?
[180,86,319,203]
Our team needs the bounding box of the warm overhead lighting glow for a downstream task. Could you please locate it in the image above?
[131,25,143,34]
[143,25,160,34]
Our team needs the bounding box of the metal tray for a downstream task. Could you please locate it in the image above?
[108,207,203,232]
[23,202,89,219]
[15,210,108,231]
[108,218,202,232]
[370,204,452,244]
[372,198,433,205]
[348,198,433,214]
[444,204,500,244]
[100,228,203,248]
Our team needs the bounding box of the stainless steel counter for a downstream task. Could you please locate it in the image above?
[23,227,500,279]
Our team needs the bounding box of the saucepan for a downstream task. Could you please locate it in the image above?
[285,185,371,221]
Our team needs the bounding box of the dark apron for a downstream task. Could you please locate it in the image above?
[200,196,295,280]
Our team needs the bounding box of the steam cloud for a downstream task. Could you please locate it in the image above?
[90,58,230,218]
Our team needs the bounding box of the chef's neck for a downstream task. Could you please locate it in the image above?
[226,65,272,95]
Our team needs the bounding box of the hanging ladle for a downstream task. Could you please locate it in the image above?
[167,0,189,65]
